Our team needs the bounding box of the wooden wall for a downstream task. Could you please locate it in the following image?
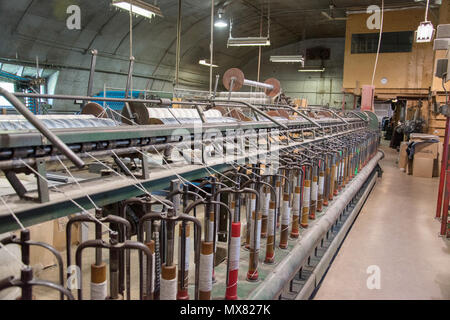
[428,1,450,142]
[343,9,437,98]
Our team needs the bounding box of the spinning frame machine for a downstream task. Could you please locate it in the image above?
[0,64,383,300]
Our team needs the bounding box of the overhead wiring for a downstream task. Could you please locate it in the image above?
[371,0,384,88]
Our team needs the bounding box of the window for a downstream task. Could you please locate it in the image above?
[351,31,414,54]
[0,82,14,107]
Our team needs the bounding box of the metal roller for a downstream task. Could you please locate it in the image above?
[222,68,282,97]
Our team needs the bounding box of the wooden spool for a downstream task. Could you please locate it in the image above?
[81,102,108,118]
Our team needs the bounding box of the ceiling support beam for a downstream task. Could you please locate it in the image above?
[85,12,119,53]
[112,18,144,55]
[240,0,302,40]
[11,0,35,35]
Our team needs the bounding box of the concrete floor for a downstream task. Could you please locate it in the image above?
[314,144,450,300]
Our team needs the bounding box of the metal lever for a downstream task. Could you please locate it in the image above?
[0,88,85,168]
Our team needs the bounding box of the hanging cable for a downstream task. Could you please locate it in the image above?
[56,156,100,211]
[19,160,114,233]
[0,196,25,231]
[129,0,134,94]
[425,0,430,22]
[85,151,173,209]
[209,0,214,95]
[0,243,27,269]
[371,0,384,87]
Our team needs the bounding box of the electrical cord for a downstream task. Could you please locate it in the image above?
[371,0,384,87]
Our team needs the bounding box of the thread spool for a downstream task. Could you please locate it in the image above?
[153,233,161,300]
[330,164,336,200]
[301,179,311,228]
[261,187,270,238]
[310,174,318,220]
[225,221,241,300]
[275,180,281,228]
[222,68,281,97]
[338,159,344,192]
[344,156,350,185]
[350,153,355,180]
[90,263,107,300]
[177,225,190,300]
[265,201,276,264]
[207,211,215,242]
[81,102,108,118]
[335,161,341,195]
[199,241,214,300]
[279,194,290,249]
[290,186,301,238]
[143,240,155,300]
[245,194,256,250]
[317,170,325,212]
[247,210,261,282]
[324,166,330,206]
[206,207,216,283]
[160,264,177,300]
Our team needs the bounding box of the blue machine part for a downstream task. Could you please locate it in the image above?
[0,70,30,83]
[92,91,145,111]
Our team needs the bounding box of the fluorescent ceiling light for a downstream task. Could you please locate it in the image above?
[416,21,435,43]
[298,67,325,72]
[199,59,218,68]
[227,37,271,47]
[215,20,228,28]
[215,12,228,28]
[321,11,347,21]
[270,55,305,63]
[112,0,163,19]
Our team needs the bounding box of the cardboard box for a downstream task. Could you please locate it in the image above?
[25,221,56,268]
[53,216,81,252]
[300,98,308,108]
[413,156,434,178]
[433,158,440,178]
[410,133,440,141]
[438,142,443,175]
[398,142,409,171]
[414,142,438,158]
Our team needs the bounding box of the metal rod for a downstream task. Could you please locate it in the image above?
[213,74,219,99]
[243,79,273,90]
[283,104,322,128]
[0,88,85,168]
[87,50,98,97]
[175,0,182,86]
[257,10,263,83]
[209,0,214,95]
[124,56,135,99]
[213,99,288,129]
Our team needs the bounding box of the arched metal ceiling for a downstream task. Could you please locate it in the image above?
[0,0,438,88]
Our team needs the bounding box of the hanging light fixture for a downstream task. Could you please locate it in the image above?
[298,67,325,72]
[199,59,219,68]
[214,8,228,28]
[415,0,434,43]
[112,0,163,19]
[227,1,271,47]
[270,55,305,64]
[228,36,271,47]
